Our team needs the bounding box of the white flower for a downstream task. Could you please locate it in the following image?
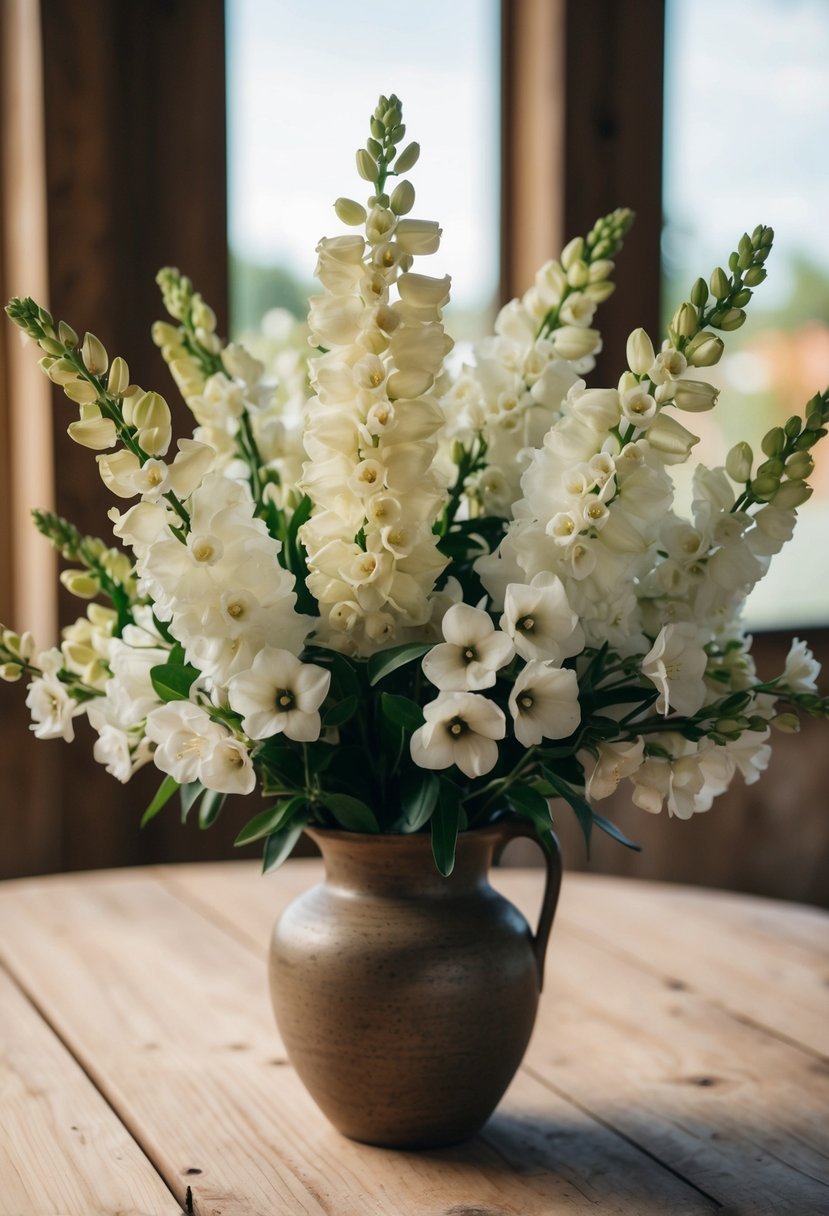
[501,573,584,662]
[580,738,645,800]
[227,648,331,742]
[422,603,514,691]
[509,662,581,747]
[632,737,734,819]
[410,692,505,778]
[642,623,708,716]
[25,664,85,742]
[199,734,256,795]
[144,700,228,785]
[783,638,821,693]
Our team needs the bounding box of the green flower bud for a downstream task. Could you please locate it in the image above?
[191,297,216,333]
[393,141,420,173]
[673,379,719,412]
[39,336,65,357]
[784,415,802,439]
[714,307,746,331]
[566,261,590,288]
[356,149,377,183]
[684,330,724,367]
[671,302,698,340]
[743,266,767,287]
[796,429,824,450]
[584,281,615,304]
[82,332,108,375]
[0,662,22,682]
[725,441,753,483]
[761,426,786,457]
[714,719,744,739]
[757,458,784,479]
[58,320,79,348]
[450,439,466,465]
[771,713,799,734]
[370,116,384,139]
[59,569,100,599]
[737,233,754,268]
[773,480,812,509]
[731,287,752,308]
[151,321,182,350]
[389,123,406,144]
[785,451,814,479]
[749,474,781,501]
[746,716,769,733]
[63,380,99,405]
[334,197,367,226]
[389,180,415,216]
[690,277,708,307]
[710,267,730,299]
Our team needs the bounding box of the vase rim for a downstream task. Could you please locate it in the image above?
[304,820,513,846]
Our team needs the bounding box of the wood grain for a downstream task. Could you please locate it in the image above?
[0,964,181,1215]
[0,869,714,1215]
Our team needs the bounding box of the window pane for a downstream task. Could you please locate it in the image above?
[663,0,829,628]
[226,0,500,346]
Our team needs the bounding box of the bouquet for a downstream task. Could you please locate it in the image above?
[3,94,828,876]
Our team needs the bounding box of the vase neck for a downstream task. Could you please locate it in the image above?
[306,827,503,897]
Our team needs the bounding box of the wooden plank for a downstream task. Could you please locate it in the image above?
[164,862,829,1214]
[0,870,711,1215]
[555,873,829,1058]
[0,964,181,1215]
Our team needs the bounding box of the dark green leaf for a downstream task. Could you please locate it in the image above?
[150,662,200,702]
[235,795,306,847]
[319,792,379,833]
[399,770,439,833]
[262,820,307,873]
[179,781,204,823]
[198,790,226,829]
[591,811,641,851]
[380,692,424,732]
[322,695,358,729]
[140,774,179,827]
[431,781,460,876]
[367,643,432,687]
[258,743,304,790]
[313,649,360,701]
[543,768,593,856]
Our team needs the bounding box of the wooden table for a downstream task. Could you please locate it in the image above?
[1,862,827,1215]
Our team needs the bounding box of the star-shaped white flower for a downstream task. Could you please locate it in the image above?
[227,647,331,742]
[641,623,707,716]
[508,661,581,747]
[422,603,514,692]
[410,692,505,778]
[500,572,584,663]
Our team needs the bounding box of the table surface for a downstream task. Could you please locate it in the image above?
[1,861,827,1216]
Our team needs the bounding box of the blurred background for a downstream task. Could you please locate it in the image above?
[1,0,827,903]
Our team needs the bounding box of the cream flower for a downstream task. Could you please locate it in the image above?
[642,623,708,716]
[410,692,505,778]
[509,661,581,747]
[25,659,85,742]
[227,648,331,742]
[580,738,645,800]
[145,701,226,785]
[422,603,514,692]
[783,638,821,693]
[501,573,584,663]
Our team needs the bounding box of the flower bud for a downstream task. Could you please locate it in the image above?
[732,287,752,308]
[672,379,719,412]
[334,197,367,226]
[584,281,615,304]
[191,297,216,332]
[63,379,99,405]
[397,272,451,309]
[107,356,130,396]
[45,358,79,386]
[684,330,723,367]
[394,141,420,173]
[389,180,415,216]
[394,219,441,256]
[714,307,745,331]
[58,320,79,348]
[724,442,748,483]
[59,569,100,599]
[757,458,784,479]
[39,336,65,357]
[784,451,814,479]
[690,277,708,307]
[709,267,730,299]
[356,149,377,182]
[151,321,182,350]
[560,236,585,270]
[587,259,614,283]
[671,302,698,340]
[625,328,655,375]
[81,332,109,375]
[0,663,22,682]
[646,413,699,463]
[743,266,767,288]
[552,325,600,361]
[771,713,800,734]
[132,391,172,456]
[67,415,117,450]
[772,480,812,509]
[566,261,589,288]
[749,474,780,501]
[761,427,786,457]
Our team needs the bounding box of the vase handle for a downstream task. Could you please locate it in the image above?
[494,820,562,992]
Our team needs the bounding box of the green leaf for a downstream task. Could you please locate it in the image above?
[198,790,226,829]
[150,661,200,702]
[543,768,593,856]
[313,649,360,701]
[380,692,424,732]
[591,811,641,852]
[431,781,460,876]
[179,781,205,823]
[399,769,439,833]
[322,695,358,729]
[367,643,432,687]
[140,774,179,827]
[262,820,307,873]
[235,795,306,847]
[318,793,379,833]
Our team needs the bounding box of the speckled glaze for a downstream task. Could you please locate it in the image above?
[268,821,562,1148]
